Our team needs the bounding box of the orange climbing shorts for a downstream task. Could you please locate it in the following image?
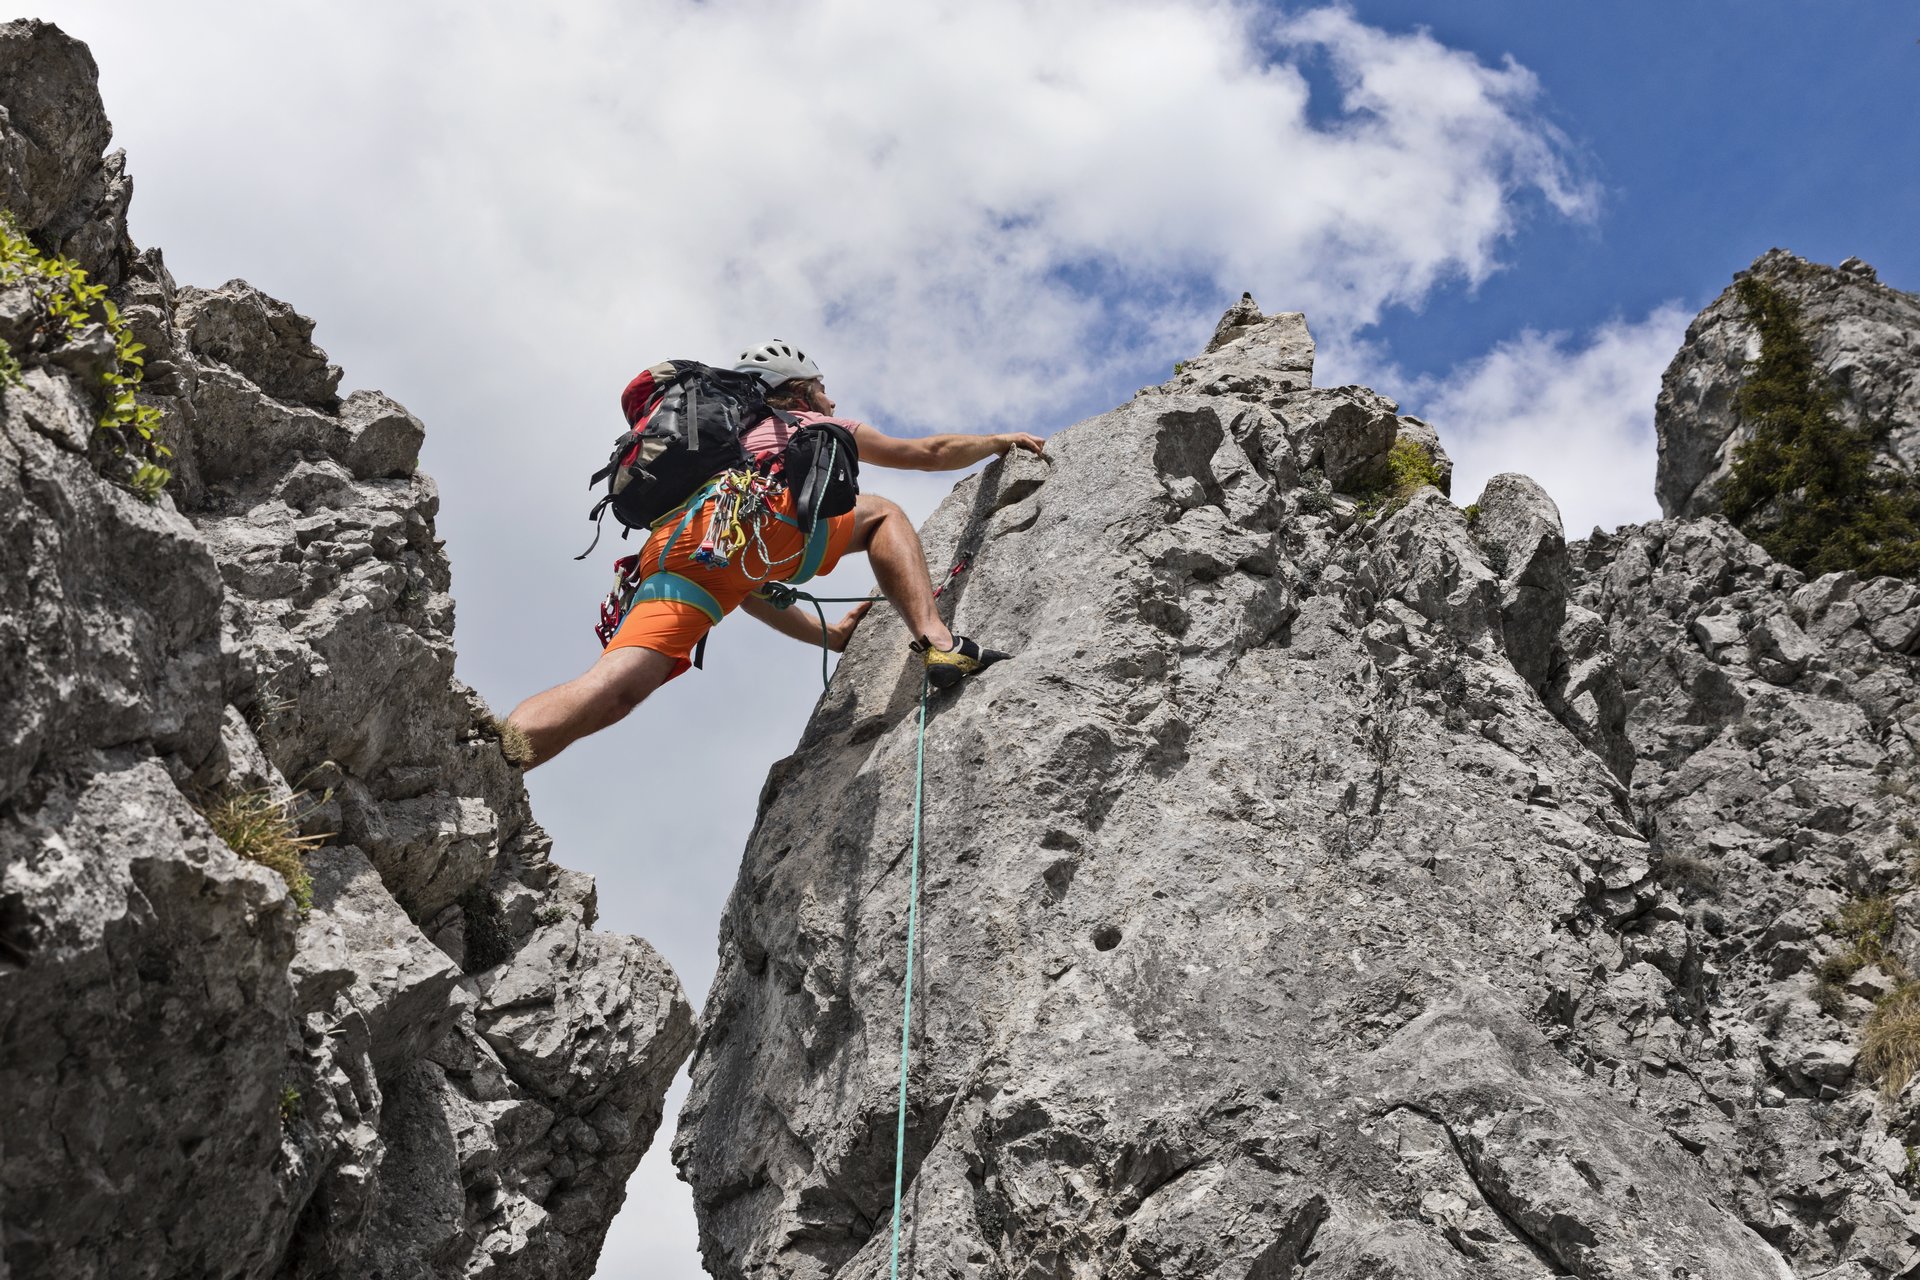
[605,486,858,681]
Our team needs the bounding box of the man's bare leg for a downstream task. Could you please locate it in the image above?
[504,645,677,769]
[847,494,955,650]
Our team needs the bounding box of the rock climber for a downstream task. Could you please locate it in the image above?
[503,340,1045,769]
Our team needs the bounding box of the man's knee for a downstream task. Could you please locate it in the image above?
[852,493,907,545]
[594,646,673,717]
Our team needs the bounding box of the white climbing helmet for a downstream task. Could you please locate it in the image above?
[734,339,822,389]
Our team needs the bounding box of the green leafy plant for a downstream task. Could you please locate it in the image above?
[0,211,171,499]
[1463,502,1482,525]
[535,904,568,926]
[197,787,326,915]
[1294,467,1334,516]
[1720,275,1920,580]
[1355,439,1444,520]
[279,1085,303,1128]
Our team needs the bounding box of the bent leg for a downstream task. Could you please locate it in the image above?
[846,494,954,651]
[505,645,677,769]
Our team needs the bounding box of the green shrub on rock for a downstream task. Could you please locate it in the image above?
[0,211,172,500]
[1721,275,1920,580]
[460,885,514,973]
[1355,439,1444,520]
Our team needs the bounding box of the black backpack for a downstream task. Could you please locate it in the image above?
[773,410,860,531]
[577,360,768,558]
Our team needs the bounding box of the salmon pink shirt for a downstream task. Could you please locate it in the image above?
[738,409,863,467]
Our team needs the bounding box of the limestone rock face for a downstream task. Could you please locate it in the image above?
[0,22,691,1279]
[1656,249,1920,518]
[1144,291,1315,401]
[175,280,345,410]
[0,20,120,281]
[1471,472,1568,693]
[679,284,1920,1276]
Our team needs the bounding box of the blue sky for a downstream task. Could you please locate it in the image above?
[1341,1,1918,380]
[16,3,1917,1276]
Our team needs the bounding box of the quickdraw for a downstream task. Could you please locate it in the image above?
[593,553,650,647]
[692,470,775,570]
[932,551,971,599]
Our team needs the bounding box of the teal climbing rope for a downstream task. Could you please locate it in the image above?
[755,551,974,691]
[889,666,931,1280]
[755,586,879,690]
[758,561,970,1269]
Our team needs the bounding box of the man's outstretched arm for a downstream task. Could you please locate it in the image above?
[739,593,871,650]
[857,427,1045,472]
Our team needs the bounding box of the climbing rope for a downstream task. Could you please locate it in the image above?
[889,666,930,1280]
[753,584,877,690]
[757,550,974,690]
[759,557,970,1271]
[758,553,972,1270]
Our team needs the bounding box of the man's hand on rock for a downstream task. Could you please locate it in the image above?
[997,433,1046,457]
[826,601,873,652]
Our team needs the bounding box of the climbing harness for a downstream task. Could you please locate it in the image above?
[591,468,845,654]
[888,666,931,1280]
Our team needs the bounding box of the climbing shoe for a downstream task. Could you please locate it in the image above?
[913,635,1009,690]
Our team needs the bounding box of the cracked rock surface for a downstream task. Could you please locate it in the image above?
[0,21,691,1278]
[680,274,1920,1277]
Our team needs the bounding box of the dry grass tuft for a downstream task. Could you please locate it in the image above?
[1836,895,1898,964]
[199,788,327,914]
[1863,984,1920,1097]
[493,717,535,769]
[1814,893,1908,1017]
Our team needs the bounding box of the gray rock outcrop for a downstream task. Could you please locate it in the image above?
[1657,248,1920,518]
[0,20,692,1278]
[679,267,1920,1277]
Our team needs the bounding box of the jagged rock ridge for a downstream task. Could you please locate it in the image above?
[679,267,1920,1277]
[0,21,693,1278]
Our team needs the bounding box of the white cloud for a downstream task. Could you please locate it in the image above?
[38,0,1592,429]
[1398,306,1692,537]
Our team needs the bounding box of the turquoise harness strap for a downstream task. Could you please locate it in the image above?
[655,481,716,573]
[760,491,835,585]
[888,668,931,1280]
[628,572,724,623]
[789,516,832,585]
